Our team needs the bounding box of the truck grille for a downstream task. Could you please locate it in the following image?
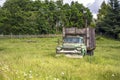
[63,48,75,51]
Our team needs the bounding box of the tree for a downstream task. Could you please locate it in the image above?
[96,0,120,39]
[0,0,92,35]
[62,2,92,28]
[97,1,109,21]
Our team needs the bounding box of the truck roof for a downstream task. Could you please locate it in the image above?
[64,36,83,38]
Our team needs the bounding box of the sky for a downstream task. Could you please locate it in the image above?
[64,0,95,6]
[0,0,6,6]
[0,0,109,18]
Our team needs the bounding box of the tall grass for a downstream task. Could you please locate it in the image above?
[0,37,120,80]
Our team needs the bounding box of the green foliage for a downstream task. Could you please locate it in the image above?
[0,0,92,35]
[96,0,120,39]
[97,1,109,20]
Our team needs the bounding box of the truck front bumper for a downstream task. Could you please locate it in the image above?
[57,50,81,54]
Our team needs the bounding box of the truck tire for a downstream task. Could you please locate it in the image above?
[81,49,86,56]
[87,50,94,56]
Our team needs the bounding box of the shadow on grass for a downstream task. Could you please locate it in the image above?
[98,70,120,80]
[84,56,101,64]
[103,54,120,62]
[42,52,57,58]
[44,52,69,59]
[110,46,120,49]
[0,47,6,51]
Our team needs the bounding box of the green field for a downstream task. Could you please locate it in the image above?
[0,37,120,80]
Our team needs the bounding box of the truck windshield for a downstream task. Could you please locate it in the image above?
[64,37,83,43]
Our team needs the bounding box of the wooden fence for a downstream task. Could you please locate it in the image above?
[0,34,62,38]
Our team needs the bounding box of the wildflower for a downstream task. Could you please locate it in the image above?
[54,78,59,80]
[23,72,27,77]
[61,72,65,75]
[29,70,32,73]
[15,71,18,74]
[29,74,33,79]
[29,75,33,79]
[112,74,115,77]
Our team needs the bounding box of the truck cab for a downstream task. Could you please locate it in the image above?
[56,36,87,56]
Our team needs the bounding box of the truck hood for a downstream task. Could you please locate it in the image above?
[62,43,81,48]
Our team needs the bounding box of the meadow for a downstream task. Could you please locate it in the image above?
[0,36,120,80]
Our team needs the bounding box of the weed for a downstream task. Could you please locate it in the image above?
[0,37,120,80]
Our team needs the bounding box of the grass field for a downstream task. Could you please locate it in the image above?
[0,36,120,80]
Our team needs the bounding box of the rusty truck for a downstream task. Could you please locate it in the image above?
[56,27,95,56]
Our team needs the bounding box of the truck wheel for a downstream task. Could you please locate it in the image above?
[87,50,94,56]
[83,52,85,56]
[84,50,87,56]
[81,49,85,56]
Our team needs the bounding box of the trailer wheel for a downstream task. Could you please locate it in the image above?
[87,50,94,56]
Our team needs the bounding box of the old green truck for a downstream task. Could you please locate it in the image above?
[56,27,95,56]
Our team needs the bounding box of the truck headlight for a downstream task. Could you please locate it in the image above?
[57,47,62,51]
[76,47,81,51]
